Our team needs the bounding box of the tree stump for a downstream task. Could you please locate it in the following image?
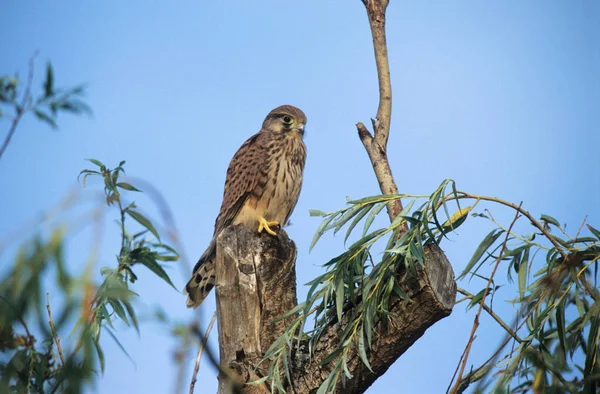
[215,226,456,394]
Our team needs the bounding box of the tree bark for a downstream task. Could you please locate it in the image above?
[215,226,456,394]
[215,226,298,394]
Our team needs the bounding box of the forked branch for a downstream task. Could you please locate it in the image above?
[356,0,404,226]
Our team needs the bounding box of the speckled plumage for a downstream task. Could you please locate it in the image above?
[185,105,307,308]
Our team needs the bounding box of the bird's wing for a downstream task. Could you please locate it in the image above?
[213,131,268,234]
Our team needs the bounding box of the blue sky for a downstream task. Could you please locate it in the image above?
[1,1,599,393]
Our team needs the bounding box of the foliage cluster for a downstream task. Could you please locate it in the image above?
[0,158,178,393]
[265,180,600,394]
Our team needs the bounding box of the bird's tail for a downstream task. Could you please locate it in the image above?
[184,239,216,308]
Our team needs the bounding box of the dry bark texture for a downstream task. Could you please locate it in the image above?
[215,226,456,394]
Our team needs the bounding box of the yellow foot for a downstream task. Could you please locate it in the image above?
[257,217,279,236]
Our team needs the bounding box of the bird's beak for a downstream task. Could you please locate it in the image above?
[296,124,305,134]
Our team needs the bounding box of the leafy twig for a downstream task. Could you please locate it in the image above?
[449,203,522,394]
[456,288,522,343]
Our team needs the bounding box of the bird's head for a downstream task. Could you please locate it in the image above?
[261,105,307,138]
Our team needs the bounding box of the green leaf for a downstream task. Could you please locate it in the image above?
[335,275,344,323]
[540,214,560,228]
[33,109,57,129]
[117,182,141,192]
[44,62,54,98]
[518,257,527,300]
[587,224,600,241]
[363,201,387,237]
[458,229,504,280]
[86,158,105,169]
[358,325,373,372]
[347,194,400,205]
[109,300,130,326]
[344,205,373,243]
[127,209,161,242]
[333,205,363,234]
[467,287,492,311]
[93,338,105,373]
[310,214,336,252]
[316,372,335,394]
[77,169,100,186]
[105,327,136,366]
[556,297,567,359]
[309,209,328,217]
[121,299,139,332]
[137,256,176,289]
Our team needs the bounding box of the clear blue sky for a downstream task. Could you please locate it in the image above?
[1,1,599,393]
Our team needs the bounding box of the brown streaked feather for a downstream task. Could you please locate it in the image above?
[214,132,270,234]
[185,105,306,308]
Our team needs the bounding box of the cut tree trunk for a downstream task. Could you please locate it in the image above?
[215,225,456,394]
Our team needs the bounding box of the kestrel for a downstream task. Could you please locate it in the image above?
[185,105,307,308]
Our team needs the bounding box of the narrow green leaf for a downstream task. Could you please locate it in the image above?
[121,299,139,333]
[347,194,400,205]
[587,224,600,241]
[358,325,373,372]
[540,214,560,228]
[86,158,105,168]
[567,237,597,245]
[345,205,373,243]
[109,300,130,326]
[309,209,328,217]
[310,214,336,251]
[138,256,176,289]
[272,302,305,323]
[93,338,105,373]
[127,209,161,242]
[584,309,600,380]
[390,199,415,228]
[335,276,344,323]
[393,284,410,301]
[363,201,387,237]
[105,327,136,366]
[518,257,527,300]
[333,205,363,234]
[117,182,142,192]
[467,287,492,311]
[556,298,567,359]
[316,372,334,394]
[34,109,57,129]
[44,62,54,97]
[458,229,504,280]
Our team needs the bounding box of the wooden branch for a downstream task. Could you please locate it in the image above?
[215,226,298,394]
[449,204,521,394]
[292,244,456,393]
[356,0,404,228]
[189,311,217,394]
[214,225,456,394]
[46,293,65,366]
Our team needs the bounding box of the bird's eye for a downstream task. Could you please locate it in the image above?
[282,115,293,124]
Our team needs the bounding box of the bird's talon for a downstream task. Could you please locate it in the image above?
[258,217,279,236]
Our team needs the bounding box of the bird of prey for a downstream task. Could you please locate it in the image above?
[185,105,307,308]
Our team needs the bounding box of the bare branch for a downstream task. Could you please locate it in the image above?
[46,293,65,366]
[355,1,404,227]
[449,203,522,394]
[189,311,217,394]
[0,51,38,161]
[456,288,522,343]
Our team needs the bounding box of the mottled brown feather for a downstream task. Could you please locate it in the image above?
[185,105,307,308]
